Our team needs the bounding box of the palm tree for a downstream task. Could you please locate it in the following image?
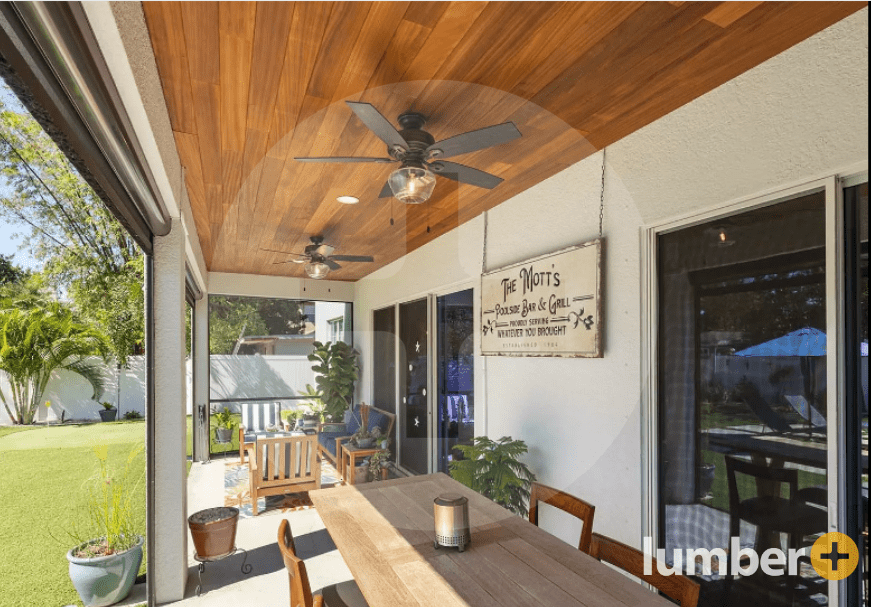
[0,303,108,424]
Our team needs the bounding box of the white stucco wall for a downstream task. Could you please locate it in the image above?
[353,9,868,552]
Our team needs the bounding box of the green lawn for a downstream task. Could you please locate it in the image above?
[0,421,146,607]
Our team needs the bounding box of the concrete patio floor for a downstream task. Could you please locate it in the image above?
[169,458,356,605]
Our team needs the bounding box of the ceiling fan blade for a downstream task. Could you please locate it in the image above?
[314,244,335,257]
[346,101,409,152]
[294,156,395,163]
[378,181,393,198]
[427,122,521,159]
[329,255,374,263]
[429,161,503,189]
[271,258,307,265]
[260,247,306,256]
[324,259,342,271]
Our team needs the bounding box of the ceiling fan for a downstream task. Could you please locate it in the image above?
[294,101,522,204]
[262,236,374,279]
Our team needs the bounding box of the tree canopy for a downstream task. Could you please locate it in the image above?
[0,99,143,364]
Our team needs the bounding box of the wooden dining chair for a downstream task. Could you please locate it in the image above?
[528,482,596,553]
[589,533,700,607]
[278,519,369,607]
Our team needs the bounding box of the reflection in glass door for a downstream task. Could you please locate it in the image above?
[657,191,830,606]
[436,289,475,473]
[399,299,429,475]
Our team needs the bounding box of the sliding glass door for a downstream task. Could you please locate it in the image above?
[657,190,831,605]
[373,287,476,476]
[435,289,475,473]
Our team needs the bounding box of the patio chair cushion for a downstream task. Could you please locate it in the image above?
[317,431,350,458]
[255,439,315,481]
[367,408,389,435]
[241,402,281,432]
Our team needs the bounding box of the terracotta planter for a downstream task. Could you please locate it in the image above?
[188,507,239,559]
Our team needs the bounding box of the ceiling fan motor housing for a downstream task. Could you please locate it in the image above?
[392,112,435,161]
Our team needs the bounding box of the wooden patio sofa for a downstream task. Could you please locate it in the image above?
[316,403,395,467]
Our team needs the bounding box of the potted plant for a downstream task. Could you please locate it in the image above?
[66,444,144,607]
[308,341,359,422]
[99,402,117,422]
[213,407,235,443]
[369,449,391,481]
[188,507,240,559]
[449,436,537,517]
[349,408,380,448]
[281,409,302,431]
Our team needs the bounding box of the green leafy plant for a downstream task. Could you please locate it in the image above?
[101,401,115,411]
[212,407,235,430]
[69,444,144,557]
[123,410,142,420]
[0,303,108,424]
[369,449,391,477]
[298,383,327,421]
[449,436,536,517]
[308,341,359,421]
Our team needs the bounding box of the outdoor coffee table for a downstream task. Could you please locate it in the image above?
[340,444,380,485]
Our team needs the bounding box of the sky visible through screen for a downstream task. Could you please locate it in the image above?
[1,83,43,273]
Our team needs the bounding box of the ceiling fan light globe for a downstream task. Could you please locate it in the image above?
[304,261,330,279]
[388,166,436,204]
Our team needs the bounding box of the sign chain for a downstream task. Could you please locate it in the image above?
[599,147,606,239]
[482,209,489,274]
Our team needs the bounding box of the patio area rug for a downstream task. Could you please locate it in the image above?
[224,458,343,518]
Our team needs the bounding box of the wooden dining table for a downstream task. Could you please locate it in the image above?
[309,473,673,607]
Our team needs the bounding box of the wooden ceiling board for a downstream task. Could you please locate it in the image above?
[142,1,865,281]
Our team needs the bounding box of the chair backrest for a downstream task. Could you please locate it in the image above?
[725,455,799,512]
[528,482,595,553]
[252,434,319,486]
[589,533,700,607]
[242,401,281,432]
[278,519,317,607]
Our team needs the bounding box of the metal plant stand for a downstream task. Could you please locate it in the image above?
[193,547,252,596]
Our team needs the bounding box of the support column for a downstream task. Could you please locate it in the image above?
[151,219,188,603]
[192,296,210,462]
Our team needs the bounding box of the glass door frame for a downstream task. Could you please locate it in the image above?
[641,169,868,607]
[370,279,479,476]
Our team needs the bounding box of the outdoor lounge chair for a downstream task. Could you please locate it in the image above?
[784,395,827,430]
[249,434,320,516]
[238,401,281,463]
[739,390,795,434]
[316,404,395,467]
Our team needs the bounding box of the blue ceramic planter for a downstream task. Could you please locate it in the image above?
[67,536,142,607]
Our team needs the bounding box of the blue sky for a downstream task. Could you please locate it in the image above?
[1,82,42,273]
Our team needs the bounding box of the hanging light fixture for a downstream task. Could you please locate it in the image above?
[714,226,735,247]
[304,260,330,279]
[388,161,437,204]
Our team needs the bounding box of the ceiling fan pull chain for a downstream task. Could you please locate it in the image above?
[599,147,606,239]
[389,197,394,226]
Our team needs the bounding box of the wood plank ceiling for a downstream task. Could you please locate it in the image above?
[143,1,864,281]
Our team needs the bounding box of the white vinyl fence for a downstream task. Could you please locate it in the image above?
[0,354,317,425]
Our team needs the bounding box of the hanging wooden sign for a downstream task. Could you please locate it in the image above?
[481,240,603,357]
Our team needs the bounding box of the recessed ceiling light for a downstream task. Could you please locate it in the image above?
[336,195,359,204]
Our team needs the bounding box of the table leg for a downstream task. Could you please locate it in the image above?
[347,452,356,485]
